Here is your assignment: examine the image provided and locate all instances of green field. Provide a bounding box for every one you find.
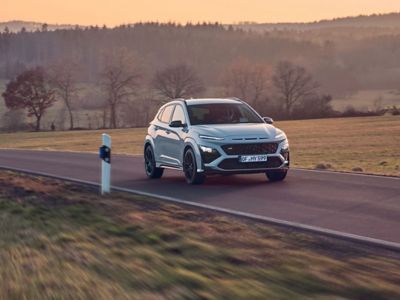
[1,170,400,299]
[0,115,399,176]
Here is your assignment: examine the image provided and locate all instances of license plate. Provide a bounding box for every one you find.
[239,155,268,163]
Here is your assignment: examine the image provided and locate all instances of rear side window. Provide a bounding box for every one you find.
[160,105,175,123]
[156,108,165,121]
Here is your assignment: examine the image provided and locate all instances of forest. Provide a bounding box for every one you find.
[1,15,400,130]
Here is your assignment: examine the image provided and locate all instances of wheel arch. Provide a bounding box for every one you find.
[183,138,203,172]
[144,135,155,152]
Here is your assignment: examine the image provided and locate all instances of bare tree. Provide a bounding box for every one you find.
[221,60,271,108]
[99,48,142,128]
[2,67,56,131]
[48,60,79,130]
[152,64,205,100]
[121,89,158,127]
[272,61,319,116]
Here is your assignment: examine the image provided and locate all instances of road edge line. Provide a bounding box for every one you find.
[1,165,400,252]
[0,149,398,179]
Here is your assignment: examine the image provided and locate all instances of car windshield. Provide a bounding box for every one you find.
[187,103,263,125]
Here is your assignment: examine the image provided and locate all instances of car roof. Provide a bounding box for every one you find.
[183,98,243,105]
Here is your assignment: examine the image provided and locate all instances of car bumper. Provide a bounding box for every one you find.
[197,139,290,174]
[201,150,290,174]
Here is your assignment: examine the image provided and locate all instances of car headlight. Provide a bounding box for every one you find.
[275,132,286,140]
[199,135,224,141]
[279,138,289,150]
[200,145,214,153]
[199,145,221,163]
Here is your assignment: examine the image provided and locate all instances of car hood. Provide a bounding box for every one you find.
[192,123,283,140]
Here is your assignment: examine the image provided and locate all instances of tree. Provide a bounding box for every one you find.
[99,48,142,128]
[292,94,334,119]
[41,23,48,32]
[272,61,319,116]
[221,60,271,108]
[152,64,205,100]
[3,109,26,131]
[2,67,56,131]
[48,61,79,129]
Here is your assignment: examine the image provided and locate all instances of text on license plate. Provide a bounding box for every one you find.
[239,155,268,163]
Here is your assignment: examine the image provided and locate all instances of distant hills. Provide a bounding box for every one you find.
[0,20,79,32]
[234,12,400,31]
[1,12,400,33]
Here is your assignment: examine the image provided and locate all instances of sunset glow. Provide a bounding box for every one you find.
[2,0,400,26]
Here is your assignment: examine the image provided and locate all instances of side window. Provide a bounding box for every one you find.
[171,105,186,124]
[160,105,174,123]
[156,108,165,122]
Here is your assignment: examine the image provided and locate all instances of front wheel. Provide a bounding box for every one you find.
[266,169,288,182]
[144,146,164,179]
[183,148,205,184]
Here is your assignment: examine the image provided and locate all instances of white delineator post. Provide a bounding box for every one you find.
[101,133,111,195]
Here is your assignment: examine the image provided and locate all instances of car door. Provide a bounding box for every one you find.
[154,104,175,164]
[164,104,187,167]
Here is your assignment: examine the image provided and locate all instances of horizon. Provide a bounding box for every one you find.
[2,11,400,28]
[2,0,400,27]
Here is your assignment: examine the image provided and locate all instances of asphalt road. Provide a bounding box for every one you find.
[0,149,399,245]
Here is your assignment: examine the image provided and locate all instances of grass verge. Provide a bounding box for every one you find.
[0,170,400,299]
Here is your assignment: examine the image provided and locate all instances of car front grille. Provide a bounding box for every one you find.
[218,157,283,170]
[221,143,279,155]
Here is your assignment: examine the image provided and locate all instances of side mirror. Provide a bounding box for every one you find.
[263,117,274,125]
[169,120,185,128]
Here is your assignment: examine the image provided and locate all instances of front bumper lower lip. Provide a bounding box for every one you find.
[202,153,289,174]
[203,165,289,175]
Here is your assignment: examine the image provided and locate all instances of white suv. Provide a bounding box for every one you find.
[144,98,290,184]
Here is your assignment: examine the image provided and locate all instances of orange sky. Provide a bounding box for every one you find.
[2,0,400,26]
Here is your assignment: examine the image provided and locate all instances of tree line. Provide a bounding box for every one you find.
[2,22,400,96]
[2,49,336,131]
[1,22,399,131]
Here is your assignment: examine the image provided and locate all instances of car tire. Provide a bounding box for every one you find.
[183,148,205,184]
[144,145,164,179]
[266,169,288,182]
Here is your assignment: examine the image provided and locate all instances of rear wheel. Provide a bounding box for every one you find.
[266,169,288,182]
[183,148,205,184]
[144,146,164,179]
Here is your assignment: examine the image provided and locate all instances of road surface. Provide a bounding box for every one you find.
[0,149,399,246]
